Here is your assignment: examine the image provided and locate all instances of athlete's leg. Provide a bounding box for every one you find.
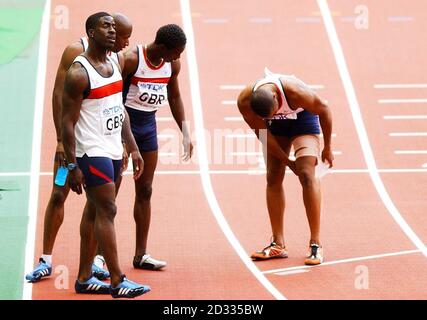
[293,135,322,244]
[133,150,158,257]
[296,154,323,265]
[97,160,124,260]
[92,165,123,261]
[81,182,122,286]
[77,199,98,281]
[296,155,321,244]
[296,156,321,246]
[76,156,123,286]
[265,136,291,247]
[42,161,70,255]
[265,152,287,246]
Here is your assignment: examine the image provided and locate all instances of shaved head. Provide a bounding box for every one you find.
[112,13,132,33]
[250,88,275,118]
[111,13,132,52]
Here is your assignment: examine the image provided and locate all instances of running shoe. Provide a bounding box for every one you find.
[25,258,52,282]
[110,274,151,298]
[304,243,324,265]
[133,254,166,270]
[91,263,110,280]
[75,276,110,294]
[251,242,288,260]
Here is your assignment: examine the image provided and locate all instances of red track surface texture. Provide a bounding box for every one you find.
[31,0,427,300]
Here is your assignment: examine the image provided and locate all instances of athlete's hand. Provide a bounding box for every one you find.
[131,150,144,180]
[182,136,193,162]
[54,141,67,167]
[321,147,334,168]
[121,143,129,172]
[68,168,85,195]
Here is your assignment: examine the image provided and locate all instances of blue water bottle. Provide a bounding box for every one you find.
[54,166,69,186]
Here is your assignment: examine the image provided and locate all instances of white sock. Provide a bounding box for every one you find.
[94,255,105,268]
[41,254,52,265]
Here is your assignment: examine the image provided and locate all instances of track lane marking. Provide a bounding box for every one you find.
[395,150,427,155]
[23,0,51,300]
[384,115,427,120]
[318,0,427,258]
[262,248,422,275]
[374,84,427,89]
[389,132,427,137]
[379,99,427,104]
[3,168,427,177]
[180,0,286,300]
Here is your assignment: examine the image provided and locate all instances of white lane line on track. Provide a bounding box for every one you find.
[374,84,427,89]
[379,99,427,104]
[221,100,236,105]
[389,132,427,137]
[262,249,421,275]
[384,115,427,120]
[180,0,286,300]
[395,150,427,155]
[4,168,427,177]
[224,116,244,121]
[275,269,310,276]
[23,0,51,301]
[318,0,427,258]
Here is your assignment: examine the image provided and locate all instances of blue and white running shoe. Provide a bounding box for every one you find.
[75,276,110,294]
[91,263,110,280]
[25,258,52,283]
[110,274,151,298]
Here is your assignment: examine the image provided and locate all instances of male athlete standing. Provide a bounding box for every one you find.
[122,24,193,270]
[62,12,149,298]
[237,68,333,265]
[26,13,132,282]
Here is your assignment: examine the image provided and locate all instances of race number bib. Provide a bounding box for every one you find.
[135,81,169,110]
[101,105,124,136]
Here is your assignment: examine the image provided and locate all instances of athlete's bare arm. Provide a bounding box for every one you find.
[119,46,144,177]
[116,51,124,70]
[52,41,84,166]
[282,79,334,167]
[121,46,138,81]
[109,51,131,172]
[121,106,144,180]
[168,60,193,161]
[61,63,88,194]
[237,86,296,171]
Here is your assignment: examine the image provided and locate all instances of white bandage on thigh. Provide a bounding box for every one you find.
[292,134,320,159]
